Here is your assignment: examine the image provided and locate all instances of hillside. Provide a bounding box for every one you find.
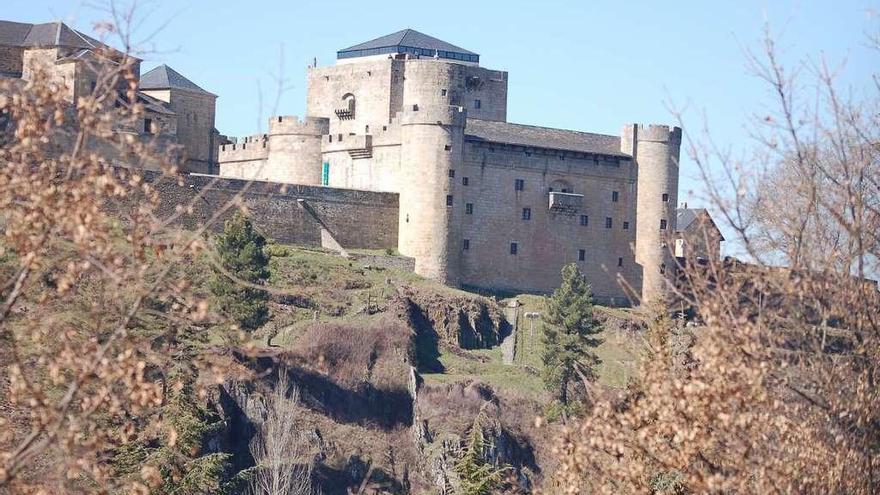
[0,241,647,493]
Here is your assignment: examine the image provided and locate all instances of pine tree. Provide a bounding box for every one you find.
[541,263,602,408]
[111,372,237,494]
[453,410,509,495]
[209,212,271,331]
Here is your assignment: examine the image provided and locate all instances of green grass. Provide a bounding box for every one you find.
[248,243,645,395]
[422,293,644,398]
[425,346,548,399]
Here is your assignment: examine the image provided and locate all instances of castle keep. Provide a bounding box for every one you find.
[219,29,685,305]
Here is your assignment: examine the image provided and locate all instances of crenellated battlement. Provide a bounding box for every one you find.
[631,124,682,144]
[268,115,330,136]
[218,137,269,162]
[399,104,467,127]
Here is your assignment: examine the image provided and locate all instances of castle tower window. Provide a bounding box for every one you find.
[445,144,452,151]
[441,89,447,96]
[623,221,629,230]
[510,242,518,255]
[578,249,585,261]
[605,217,613,229]
[662,193,669,202]
[144,118,153,134]
[463,239,470,250]
[515,179,524,191]
[336,93,356,120]
[448,169,455,178]
[612,191,619,202]
[462,177,469,186]
[660,219,668,230]
[522,208,531,220]
[474,99,481,109]
[466,203,474,215]
[618,257,623,267]
[446,195,454,207]
[580,215,588,226]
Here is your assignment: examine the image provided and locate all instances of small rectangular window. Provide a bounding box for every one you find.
[623,221,629,230]
[612,191,619,202]
[474,99,482,109]
[578,249,585,261]
[144,118,153,134]
[580,215,588,226]
[444,144,452,151]
[462,177,469,186]
[510,242,518,255]
[660,219,667,230]
[466,203,474,215]
[448,169,455,178]
[446,195,453,207]
[463,239,470,250]
[662,193,669,202]
[441,89,447,96]
[618,257,623,267]
[515,179,524,191]
[605,217,613,229]
[522,208,531,220]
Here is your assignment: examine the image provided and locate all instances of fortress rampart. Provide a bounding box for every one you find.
[127,170,399,249]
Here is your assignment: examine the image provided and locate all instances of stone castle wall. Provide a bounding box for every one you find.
[307,59,404,135]
[401,59,507,122]
[454,141,640,304]
[140,171,399,249]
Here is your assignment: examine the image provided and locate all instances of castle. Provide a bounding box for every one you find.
[218,29,693,305]
[1,21,719,305]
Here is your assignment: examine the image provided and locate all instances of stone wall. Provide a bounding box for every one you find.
[0,45,23,77]
[306,59,403,135]
[453,141,640,305]
[401,59,507,122]
[170,90,217,173]
[139,171,399,250]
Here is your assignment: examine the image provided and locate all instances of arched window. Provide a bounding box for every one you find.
[336,93,356,120]
[548,179,573,194]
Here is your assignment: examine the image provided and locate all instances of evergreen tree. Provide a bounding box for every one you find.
[209,212,271,330]
[540,263,602,408]
[453,411,509,495]
[112,373,238,494]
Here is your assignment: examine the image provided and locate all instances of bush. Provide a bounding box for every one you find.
[264,244,291,257]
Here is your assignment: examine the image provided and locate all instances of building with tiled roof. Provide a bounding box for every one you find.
[217,29,690,305]
[0,19,220,173]
[675,206,724,262]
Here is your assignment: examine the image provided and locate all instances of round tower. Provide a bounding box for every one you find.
[266,115,329,185]
[398,104,466,285]
[624,124,682,305]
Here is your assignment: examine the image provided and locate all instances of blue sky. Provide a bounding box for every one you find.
[5,0,879,248]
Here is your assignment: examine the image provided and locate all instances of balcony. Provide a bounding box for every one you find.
[548,191,583,213]
[324,134,373,159]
